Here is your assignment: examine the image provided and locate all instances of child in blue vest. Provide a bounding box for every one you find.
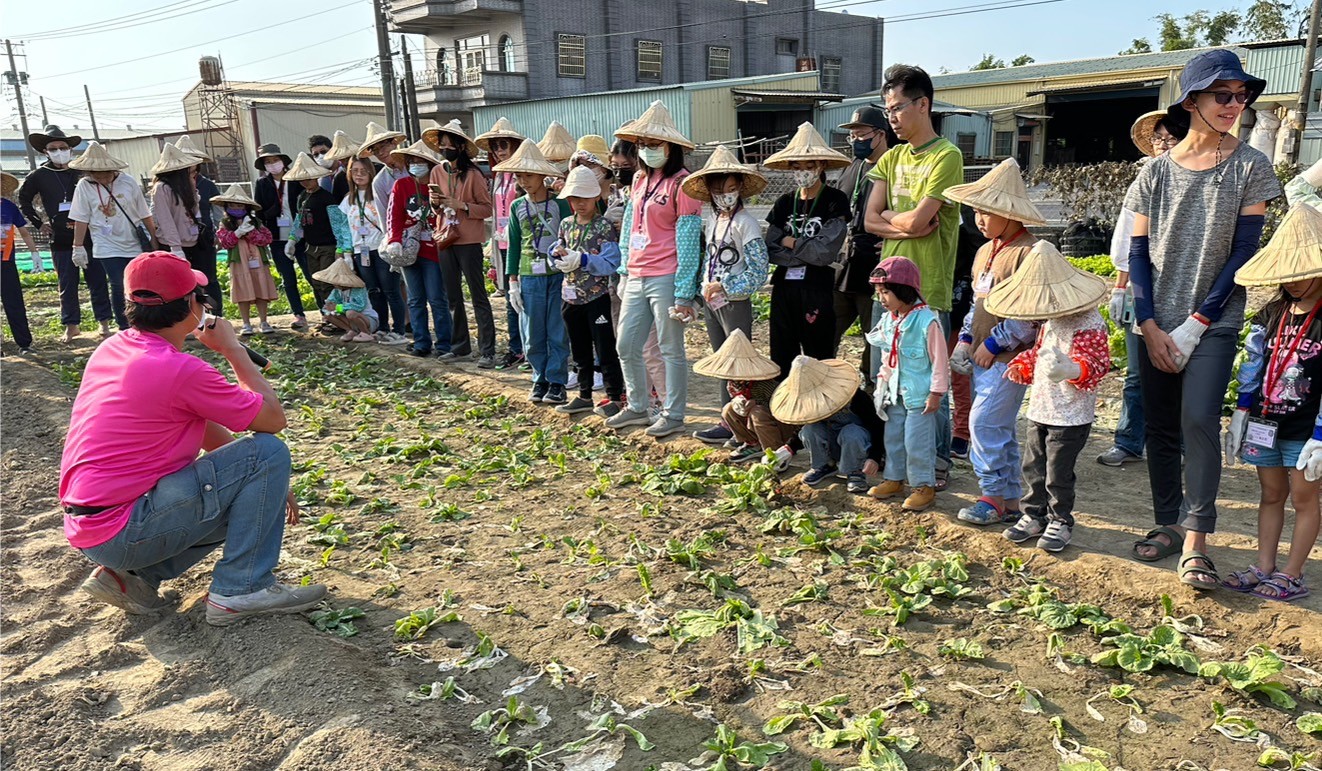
[864,256,948,512]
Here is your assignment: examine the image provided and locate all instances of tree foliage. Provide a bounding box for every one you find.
[970,53,1035,70]
[1121,2,1305,54]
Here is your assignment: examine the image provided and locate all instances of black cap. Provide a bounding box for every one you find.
[839,106,887,131]
[28,125,83,154]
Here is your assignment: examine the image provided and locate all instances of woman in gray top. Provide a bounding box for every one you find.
[1124,49,1281,588]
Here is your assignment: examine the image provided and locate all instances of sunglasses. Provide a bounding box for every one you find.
[1199,90,1250,105]
[490,139,516,151]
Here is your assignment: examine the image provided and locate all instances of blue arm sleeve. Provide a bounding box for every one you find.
[984,318,1039,355]
[1197,214,1265,323]
[958,306,975,343]
[673,214,703,305]
[722,238,769,300]
[1129,235,1154,324]
[617,200,634,276]
[1235,322,1267,410]
[328,205,352,252]
[583,241,621,276]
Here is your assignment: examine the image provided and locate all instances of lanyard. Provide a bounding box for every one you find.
[634,171,669,233]
[566,218,593,251]
[851,167,870,207]
[983,226,1025,276]
[527,197,556,249]
[94,182,116,218]
[412,178,433,221]
[790,189,822,237]
[1263,300,1322,404]
[707,212,740,281]
[886,303,928,369]
[355,193,379,231]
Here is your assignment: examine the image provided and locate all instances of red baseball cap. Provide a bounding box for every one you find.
[870,256,923,295]
[125,251,208,306]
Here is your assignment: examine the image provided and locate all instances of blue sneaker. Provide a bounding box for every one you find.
[957,498,1010,525]
[801,465,838,488]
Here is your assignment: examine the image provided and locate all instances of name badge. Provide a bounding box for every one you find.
[786,266,807,281]
[532,259,548,275]
[59,201,72,212]
[247,257,262,269]
[277,215,292,228]
[92,222,113,238]
[629,232,649,252]
[360,247,371,266]
[974,271,994,296]
[1245,417,1278,450]
[561,280,578,302]
[707,290,729,311]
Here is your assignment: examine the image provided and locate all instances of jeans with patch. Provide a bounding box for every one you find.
[883,403,937,488]
[79,434,291,597]
[801,411,871,475]
[970,360,1027,500]
[522,273,569,387]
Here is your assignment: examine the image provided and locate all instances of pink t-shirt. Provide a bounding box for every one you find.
[59,330,264,548]
[627,169,701,277]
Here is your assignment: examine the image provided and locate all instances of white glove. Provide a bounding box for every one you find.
[729,394,752,418]
[1042,350,1082,383]
[169,247,186,258]
[1223,409,1248,465]
[554,250,582,273]
[603,206,625,228]
[1297,438,1322,482]
[235,221,255,238]
[72,245,90,269]
[1303,157,1322,189]
[616,274,629,299]
[284,240,297,259]
[1169,316,1209,372]
[30,250,45,272]
[950,342,974,376]
[509,282,524,315]
[383,241,402,262]
[341,253,355,267]
[1108,288,1126,325]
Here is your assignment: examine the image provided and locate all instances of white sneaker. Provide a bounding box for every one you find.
[205,582,327,627]
[1002,513,1045,544]
[592,372,604,391]
[239,324,254,336]
[566,371,580,389]
[1037,521,1072,553]
[772,445,794,473]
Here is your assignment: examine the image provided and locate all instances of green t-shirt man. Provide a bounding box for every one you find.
[866,137,964,311]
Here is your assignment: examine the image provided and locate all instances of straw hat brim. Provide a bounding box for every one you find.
[390,142,444,167]
[68,145,128,172]
[325,135,362,162]
[1130,111,1166,158]
[475,132,524,152]
[944,183,1046,226]
[1,172,18,198]
[984,255,1110,320]
[614,107,695,150]
[494,150,564,178]
[312,262,365,288]
[211,184,259,208]
[763,149,851,171]
[692,332,780,381]
[422,126,479,158]
[358,135,406,158]
[283,152,333,181]
[176,139,213,162]
[1235,205,1322,286]
[150,146,204,176]
[681,164,769,202]
[769,358,860,425]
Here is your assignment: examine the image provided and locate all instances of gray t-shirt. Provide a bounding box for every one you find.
[1123,142,1280,332]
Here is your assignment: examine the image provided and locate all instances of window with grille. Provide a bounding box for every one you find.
[708,46,731,80]
[557,33,585,78]
[994,131,1015,158]
[637,40,663,81]
[956,133,977,159]
[821,57,841,93]
[775,38,798,56]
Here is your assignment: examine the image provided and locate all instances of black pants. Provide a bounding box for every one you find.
[769,280,837,378]
[1021,421,1091,528]
[185,242,222,310]
[52,249,112,325]
[355,252,406,334]
[273,240,314,317]
[833,289,873,381]
[99,256,134,330]
[440,242,495,357]
[563,294,624,401]
[1,258,33,349]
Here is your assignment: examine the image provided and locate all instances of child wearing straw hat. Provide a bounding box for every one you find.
[864,256,948,512]
[1,171,38,353]
[476,116,528,370]
[285,152,353,322]
[1221,204,1322,601]
[314,259,379,342]
[694,330,795,468]
[681,145,771,442]
[771,355,886,493]
[984,240,1111,553]
[944,158,1045,526]
[214,184,278,335]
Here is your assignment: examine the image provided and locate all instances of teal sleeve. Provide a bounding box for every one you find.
[673,213,702,305]
[505,208,522,277]
[617,200,634,276]
[722,237,769,300]
[328,205,352,252]
[345,288,370,313]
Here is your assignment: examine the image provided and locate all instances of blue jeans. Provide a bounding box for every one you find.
[403,258,452,353]
[98,256,134,330]
[1113,326,1146,456]
[522,274,569,386]
[970,361,1027,500]
[507,305,524,355]
[80,434,291,597]
[801,411,871,475]
[355,252,406,335]
[883,403,937,487]
[617,274,688,420]
[874,302,952,467]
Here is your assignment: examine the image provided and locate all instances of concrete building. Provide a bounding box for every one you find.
[392,0,883,127]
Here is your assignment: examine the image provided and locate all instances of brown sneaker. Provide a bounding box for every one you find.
[902,486,936,512]
[868,479,905,499]
[81,566,176,614]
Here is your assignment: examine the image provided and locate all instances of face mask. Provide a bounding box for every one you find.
[265,161,284,175]
[792,170,819,188]
[592,168,607,181]
[314,153,333,169]
[226,207,248,218]
[852,137,875,160]
[48,149,72,164]
[408,163,430,177]
[440,148,460,162]
[712,192,740,211]
[638,147,667,169]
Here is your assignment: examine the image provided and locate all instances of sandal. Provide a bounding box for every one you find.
[1252,572,1310,603]
[1222,564,1274,593]
[1178,551,1219,591]
[1132,526,1183,562]
[934,466,950,492]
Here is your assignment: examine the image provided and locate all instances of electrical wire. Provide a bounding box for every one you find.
[18,0,245,42]
[12,0,212,39]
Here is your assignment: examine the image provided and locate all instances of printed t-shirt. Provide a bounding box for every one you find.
[69,173,152,259]
[1249,310,1322,442]
[1,199,26,259]
[627,169,701,277]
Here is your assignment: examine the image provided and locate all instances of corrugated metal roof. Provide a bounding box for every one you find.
[730,89,844,102]
[486,70,820,109]
[931,47,1234,89]
[1027,78,1164,96]
[243,97,385,108]
[222,81,382,97]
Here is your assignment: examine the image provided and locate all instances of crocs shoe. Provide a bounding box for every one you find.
[957,498,1007,525]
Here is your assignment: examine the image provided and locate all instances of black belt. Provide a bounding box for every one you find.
[64,504,109,517]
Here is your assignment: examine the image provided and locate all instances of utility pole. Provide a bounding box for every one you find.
[5,39,36,170]
[1290,0,1321,165]
[397,78,412,137]
[401,42,421,138]
[373,0,398,131]
[39,95,48,124]
[84,85,101,143]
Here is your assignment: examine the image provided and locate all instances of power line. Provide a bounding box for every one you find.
[11,0,209,39]
[19,0,244,42]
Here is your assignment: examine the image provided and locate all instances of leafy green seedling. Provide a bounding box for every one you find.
[1210,701,1265,744]
[471,695,546,746]
[809,708,919,767]
[939,638,986,661]
[1256,747,1322,770]
[783,581,829,607]
[394,607,460,641]
[308,605,365,637]
[1091,625,1201,675]
[411,676,474,703]
[1298,713,1322,736]
[761,694,849,736]
[560,713,656,753]
[1085,684,1147,734]
[702,724,788,770]
[1199,646,1298,709]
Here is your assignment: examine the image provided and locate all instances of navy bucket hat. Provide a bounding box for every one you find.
[1166,49,1267,122]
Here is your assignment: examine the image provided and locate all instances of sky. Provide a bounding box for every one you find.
[0,0,1270,133]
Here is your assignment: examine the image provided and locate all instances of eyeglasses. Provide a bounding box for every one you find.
[1199,90,1250,105]
[635,138,666,149]
[848,129,878,141]
[490,139,515,151]
[1151,133,1179,148]
[882,99,919,118]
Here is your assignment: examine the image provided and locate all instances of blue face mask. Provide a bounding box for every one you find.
[852,137,875,160]
[226,207,248,218]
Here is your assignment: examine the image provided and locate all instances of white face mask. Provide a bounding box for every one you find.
[712,192,740,211]
[47,149,72,164]
[314,153,333,169]
[265,161,284,175]
[638,147,667,169]
[792,170,818,189]
[408,163,430,178]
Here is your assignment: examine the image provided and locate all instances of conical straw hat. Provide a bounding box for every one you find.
[574,134,611,162]
[763,122,850,171]
[69,141,127,172]
[614,100,694,150]
[493,139,564,178]
[1130,111,1168,158]
[943,157,1045,226]
[324,130,361,162]
[312,258,365,288]
[985,239,1109,320]
[770,355,860,425]
[389,140,444,167]
[1235,204,1322,286]
[283,151,333,181]
[1,172,18,198]
[211,183,259,208]
[537,122,576,163]
[175,134,212,162]
[358,121,407,157]
[693,329,780,381]
[423,119,478,157]
[149,142,203,176]
[682,145,768,202]
[475,116,525,151]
